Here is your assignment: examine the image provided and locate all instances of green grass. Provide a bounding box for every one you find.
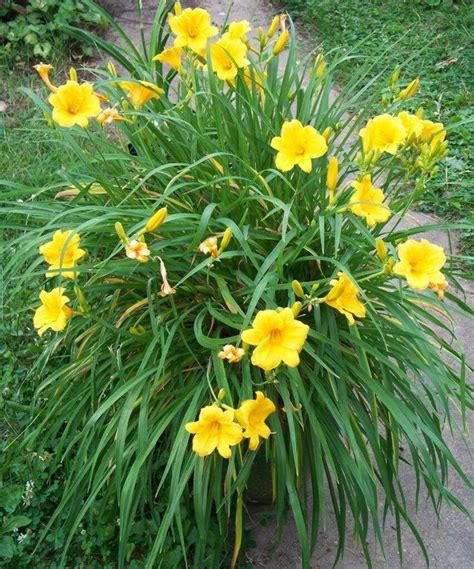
[283,0,473,252]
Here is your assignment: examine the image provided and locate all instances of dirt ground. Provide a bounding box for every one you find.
[96,2,473,567]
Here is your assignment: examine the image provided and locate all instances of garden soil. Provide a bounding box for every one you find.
[97,1,473,567]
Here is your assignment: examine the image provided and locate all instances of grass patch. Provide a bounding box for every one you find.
[283,0,473,252]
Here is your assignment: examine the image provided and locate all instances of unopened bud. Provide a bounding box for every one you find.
[115,222,128,244]
[375,238,387,261]
[314,53,325,77]
[74,285,90,314]
[174,1,182,15]
[291,301,302,317]
[397,77,420,100]
[416,106,424,119]
[69,67,78,82]
[218,388,226,401]
[219,227,233,253]
[291,280,305,298]
[107,61,117,77]
[267,15,279,38]
[273,30,289,55]
[145,207,168,232]
[389,65,400,87]
[326,156,338,193]
[322,126,332,141]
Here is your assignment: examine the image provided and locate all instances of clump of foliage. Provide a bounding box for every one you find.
[0,0,105,59]
[283,0,473,252]
[1,2,472,567]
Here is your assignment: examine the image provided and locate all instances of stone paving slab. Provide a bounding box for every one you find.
[96,1,473,566]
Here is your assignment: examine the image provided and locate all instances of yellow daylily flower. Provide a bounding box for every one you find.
[185,404,243,458]
[322,273,366,325]
[224,20,251,41]
[398,111,423,139]
[218,344,245,363]
[270,119,328,173]
[419,119,446,149]
[349,174,391,227]
[48,80,101,128]
[241,307,309,372]
[119,81,164,109]
[235,391,276,450]
[39,229,86,279]
[125,239,150,263]
[33,287,73,337]
[210,37,250,82]
[199,236,219,258]
[169,8,218,53]
[152,47,183,70]
[359,113,407,155]
[393,239,446,290]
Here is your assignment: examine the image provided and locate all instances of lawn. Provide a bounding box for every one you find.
[284,0,473,252]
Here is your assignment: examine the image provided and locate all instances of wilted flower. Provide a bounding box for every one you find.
[199,236,219,258]
[33,62,57,92]
[218,344,245,363]
[185,405,243,458]
[349,174,391,227]
[39,229,86,279]
[126,239,150,263]
[235,391,276,450]
[210,37,250,82]
[169,8,218,53]
[393,239,446,290]
[429,280,448,300]
[152,47,183,70]
[158,256,176,297]
[241,307,309,371]
[322,273,366,325]
[48,81,101,128]
[33,288,73,337]
[120,81,164,109]
[359,113,407,155]
[97,107,125,126]
[270,119,328,173]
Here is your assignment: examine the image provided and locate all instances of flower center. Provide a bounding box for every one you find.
[269,328,282,343]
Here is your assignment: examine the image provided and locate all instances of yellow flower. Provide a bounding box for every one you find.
[199,236,219,258]
[126,239,150,263]
[241,307,309,371]
[359,113,407,155]
[270,119,328,173]
[33,288,73,337]
[152,47,183,70]
[398,77,420,100]
[235,391,276,450]
[120,81,164,109]
[39,229,86,279]
[224,20,251,41]
[349,174,391,227]
[322,273,366,325]
[210,37,250,82]
[33,62,57,92]
[393,239,446,290]
[218,344,245,363]
[185,404,243,458]
[398,111,423,139]
[273,30,289,55]
[96,107,125,126]
[48,80,101,128]
[419,119,446,149]
[169,8,218,53]
[145,207,168,232]
[326,156,339,193]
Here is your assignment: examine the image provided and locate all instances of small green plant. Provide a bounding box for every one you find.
[0,0,105,60]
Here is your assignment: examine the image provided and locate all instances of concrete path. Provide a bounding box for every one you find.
[97,1,473,567]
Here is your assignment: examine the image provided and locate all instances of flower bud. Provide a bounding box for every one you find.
[107,61,117,77]
[145,207,168,232]
[389,65,400,87]
[314,53,325,77]
[416,106,424,119]
[322,126,332,141]
[267,15,280,38]
[174,1,182,15]
[375,238,387,261]
[74,285,90,314]
[219,227,233,253]
[398,78,420,100]
[291,301,302,317]
[273,30,289,55]
[291,280,305,298]
[218,388,226,401]
[69,67,78,82]
[326,156,338,193]
[115,222,128,244]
